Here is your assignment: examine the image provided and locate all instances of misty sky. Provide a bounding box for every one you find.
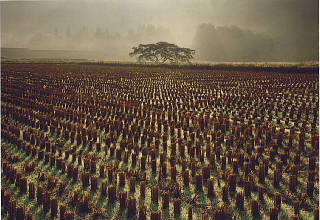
[1,0,318,61]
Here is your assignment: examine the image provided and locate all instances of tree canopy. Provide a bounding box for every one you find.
[129,42,195,63]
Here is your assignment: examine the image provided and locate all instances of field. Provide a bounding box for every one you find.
[1,62,319,219]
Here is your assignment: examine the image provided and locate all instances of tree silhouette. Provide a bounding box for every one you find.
[129,42,195,63]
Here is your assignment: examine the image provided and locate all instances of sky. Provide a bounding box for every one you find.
[1,0,318,61]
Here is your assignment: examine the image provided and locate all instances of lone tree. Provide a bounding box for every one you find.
[129,42,195,63]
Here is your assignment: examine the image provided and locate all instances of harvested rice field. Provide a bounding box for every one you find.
[1,62,319,219]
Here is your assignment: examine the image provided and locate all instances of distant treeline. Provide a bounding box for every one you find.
[192,24,318,62]
[3,23,318,62]
[193,24,274,62]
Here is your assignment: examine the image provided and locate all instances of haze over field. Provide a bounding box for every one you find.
[1,0,318,61]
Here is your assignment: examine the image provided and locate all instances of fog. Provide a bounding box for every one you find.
[1,0,318,61]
